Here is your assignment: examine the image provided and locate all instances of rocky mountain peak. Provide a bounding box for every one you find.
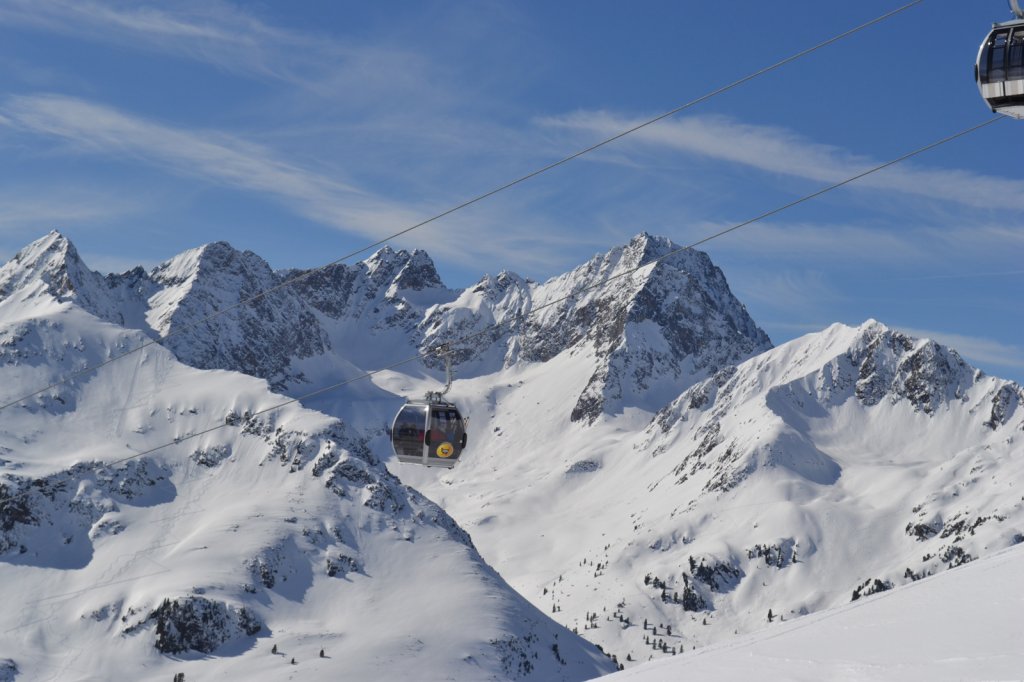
[149,240,269,290]
[391,249,444,292]
[0,230,84,300]
[0,230,129,325]
[469,270,531,303]
[361,246,446,298]
[846,321,978,415]
[415,233,771,422]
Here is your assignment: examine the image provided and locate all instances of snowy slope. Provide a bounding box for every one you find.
[595,543,1024,681]
[4,230,1021,677]
[0,280,615,679]
[408,321,1024,669]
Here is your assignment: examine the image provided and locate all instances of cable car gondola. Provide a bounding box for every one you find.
[976,0,1024,118]
[390,346,467,468]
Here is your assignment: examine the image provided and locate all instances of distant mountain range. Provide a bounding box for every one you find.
[1,229,1021,678]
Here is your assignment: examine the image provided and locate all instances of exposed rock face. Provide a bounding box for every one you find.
[850,325,976,414]
[283,245,452,338]
[0,459,173,569]
[420,233,771,422]
[144,242,330,389]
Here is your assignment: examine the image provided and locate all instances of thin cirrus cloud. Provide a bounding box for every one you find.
[0,93,578,273]
[538,111,1024,212]
[0,0,321,81]
[684,218,1024,270]
[0,0,438,100]
[0,187,142,233]
[0,93,423,238]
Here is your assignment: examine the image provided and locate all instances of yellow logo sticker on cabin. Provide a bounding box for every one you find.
[436,442,454,458]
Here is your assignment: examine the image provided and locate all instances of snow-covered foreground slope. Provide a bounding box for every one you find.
[596,543,1024,681]
[407,321,1024,668]
[0,297,615,679]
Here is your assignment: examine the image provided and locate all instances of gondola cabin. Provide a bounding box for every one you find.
[977,3,1024,118]
[391,399,467,468]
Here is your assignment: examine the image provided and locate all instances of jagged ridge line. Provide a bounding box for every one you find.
[0,114,999,510]
[0,0,925,413]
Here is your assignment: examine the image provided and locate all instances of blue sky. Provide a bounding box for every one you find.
[0,1,1021,383]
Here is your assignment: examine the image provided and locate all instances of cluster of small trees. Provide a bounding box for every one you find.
[645,571,707,611]
[642,633,677,655]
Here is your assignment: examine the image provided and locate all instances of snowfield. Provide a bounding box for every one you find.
[1,230,1021,680]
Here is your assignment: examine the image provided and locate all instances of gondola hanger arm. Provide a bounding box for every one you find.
[425,343,453,402]
[1012,0,1024,20]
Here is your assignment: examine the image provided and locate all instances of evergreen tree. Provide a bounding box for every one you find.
[271,644,278,654]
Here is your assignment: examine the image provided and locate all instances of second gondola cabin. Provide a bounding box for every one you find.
[391,399,467,468]
[977,1,1024,118]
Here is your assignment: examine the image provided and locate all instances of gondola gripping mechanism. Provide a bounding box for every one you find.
[425,343,454,403]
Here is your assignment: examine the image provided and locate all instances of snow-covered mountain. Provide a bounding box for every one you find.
[2,231,769,427]
[0,239,616,680]
[419,234,771,422]
[411,319,1024,668]
[3,229,1021,677]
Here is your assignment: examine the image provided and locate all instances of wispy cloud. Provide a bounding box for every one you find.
[538,112,1022,211]
[682,218,1024,272]
[0,185,142,232]
[899,326,1024,372]
[0,0,327,83]
[0,93,430,236]
[0,93,590,275]
[0,0,447,110]
[688,220,928,265]
[730,268,845,317]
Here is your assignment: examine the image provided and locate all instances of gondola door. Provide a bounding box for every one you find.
[392,403,428,465]
[424,404,466,468]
